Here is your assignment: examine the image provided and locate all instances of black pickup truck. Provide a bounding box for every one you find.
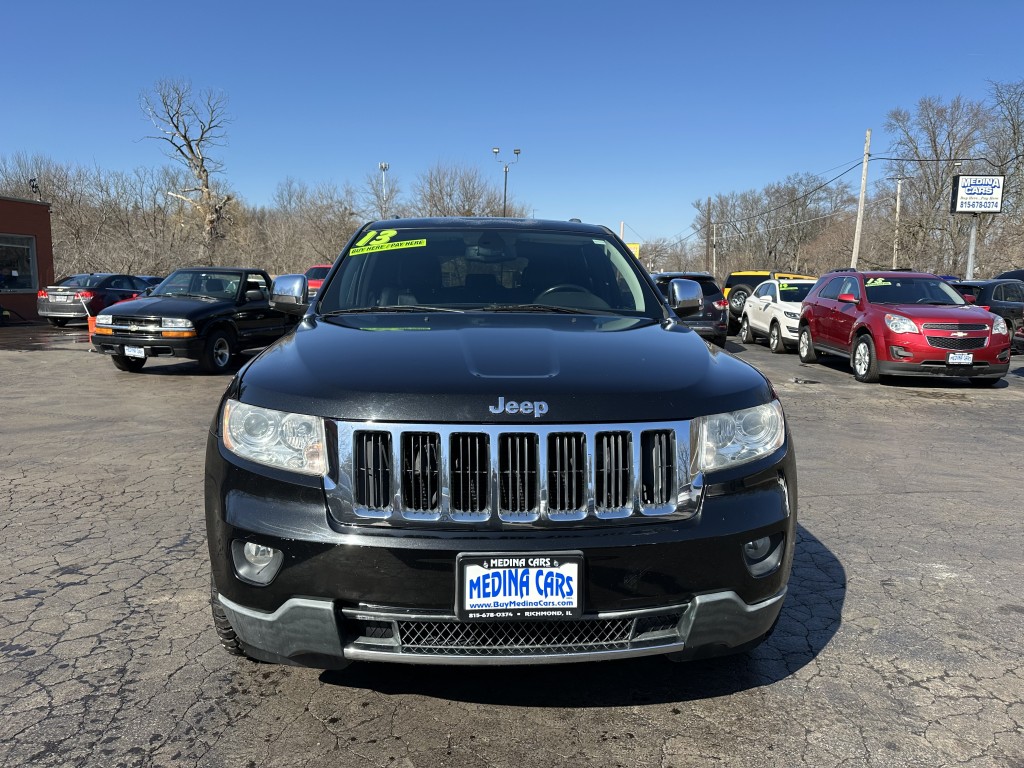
[205,218,798,670]
[92,267,298,373]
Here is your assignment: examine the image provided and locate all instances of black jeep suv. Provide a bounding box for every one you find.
[92,267,298,373]
[205,218,798,669]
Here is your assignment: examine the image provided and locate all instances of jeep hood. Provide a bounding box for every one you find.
[232,314,774,423]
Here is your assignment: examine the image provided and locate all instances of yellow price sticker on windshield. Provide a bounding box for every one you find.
[350,229,427,255]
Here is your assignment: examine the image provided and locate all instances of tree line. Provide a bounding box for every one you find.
[2,78,1022,282]
[658,79,1024,281]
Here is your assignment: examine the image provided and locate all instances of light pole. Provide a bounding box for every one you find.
[492,147,521,216]
[379,162,389,219]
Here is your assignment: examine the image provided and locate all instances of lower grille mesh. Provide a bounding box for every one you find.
[396,613,682,655]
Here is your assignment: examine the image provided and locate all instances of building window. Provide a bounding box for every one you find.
[0,234,36,291]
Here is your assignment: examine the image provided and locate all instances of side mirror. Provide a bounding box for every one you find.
[270,274,309,315]
[667,278,703,317]
[837,292,858,303]
[244,290,264,303]
[962,294,977,304]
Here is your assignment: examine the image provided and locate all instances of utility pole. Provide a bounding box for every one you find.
[892,176,902,269]
[712,222,717,278]
[704,197,712,272]
[850,129,871,269]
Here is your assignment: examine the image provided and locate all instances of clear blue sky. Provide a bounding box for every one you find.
[3,0,1020,244]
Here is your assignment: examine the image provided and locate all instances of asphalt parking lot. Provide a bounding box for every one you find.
[2,323,1023,768]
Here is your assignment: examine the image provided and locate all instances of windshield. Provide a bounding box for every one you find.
[318,227,658,316]
[777,282,814,302]
[152,270,241,299]
[864,276,966,305]
[305,266,331,280]
[60,274,107,288]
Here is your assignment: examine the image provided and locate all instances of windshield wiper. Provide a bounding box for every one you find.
[153,292,213,300]
[482,303,604,315]
[320,305,465,316]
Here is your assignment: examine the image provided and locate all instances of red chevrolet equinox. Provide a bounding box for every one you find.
[798,269,1011,385]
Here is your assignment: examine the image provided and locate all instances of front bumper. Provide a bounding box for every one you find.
[218,586,786,667]
[206,431,798,668]
[877,357,1010,379]
[92,332,204,360]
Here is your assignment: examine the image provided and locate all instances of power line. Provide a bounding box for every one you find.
[668,156,867,245]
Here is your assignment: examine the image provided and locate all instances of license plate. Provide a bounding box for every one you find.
[124,345,145,359]
[947,352,973,365]
[52,294,71,302]
[457,552,583,621]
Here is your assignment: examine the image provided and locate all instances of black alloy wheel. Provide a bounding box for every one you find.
[200,329,236,374]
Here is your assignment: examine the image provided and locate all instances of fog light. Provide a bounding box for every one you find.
[231,540,284,585]
[244,542,276,567]
[742,533,784,577]
[889,345,914,360]
[744,537,772,559]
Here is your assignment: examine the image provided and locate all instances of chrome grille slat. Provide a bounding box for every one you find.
[329,421,699,527]
[922,323,987,331]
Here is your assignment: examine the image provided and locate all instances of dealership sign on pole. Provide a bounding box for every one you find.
[949,175,1004,213]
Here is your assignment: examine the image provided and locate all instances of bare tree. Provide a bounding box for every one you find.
[411,163,525,217]
[884,95,988,274]
[141,79,233,265]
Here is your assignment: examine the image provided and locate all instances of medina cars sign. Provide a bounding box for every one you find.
[950,175,1005,213]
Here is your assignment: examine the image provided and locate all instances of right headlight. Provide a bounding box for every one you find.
[694,400,785,472]
[222,400,327,476]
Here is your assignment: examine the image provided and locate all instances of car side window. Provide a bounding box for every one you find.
[817,276,845,300]
[839,277,861,300]
[1003,282,1024,303]
[753,283,771,299]
[244,274,269,298]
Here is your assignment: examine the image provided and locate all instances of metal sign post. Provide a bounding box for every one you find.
[950,175,1004,279]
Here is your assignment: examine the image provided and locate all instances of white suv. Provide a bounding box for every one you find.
[739,278,817,353]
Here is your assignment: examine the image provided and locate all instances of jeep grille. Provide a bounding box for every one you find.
[331,421,699,527]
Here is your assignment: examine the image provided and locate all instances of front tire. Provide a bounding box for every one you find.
[199,329,235,374]
[798,327,817,363]
[852,335,880,383]
[211,577,249,658]
[739,316,755,344]
[768,322,787,354]
[111,354,146,372]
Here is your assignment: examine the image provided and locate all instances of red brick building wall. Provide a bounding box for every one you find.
[0,196,54,321]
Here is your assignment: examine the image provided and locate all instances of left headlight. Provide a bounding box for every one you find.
[694,400,786,472]
[992,316,1008,335]
[884,313,919,334]
[162,317,194,329]
[222,400,327,476]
